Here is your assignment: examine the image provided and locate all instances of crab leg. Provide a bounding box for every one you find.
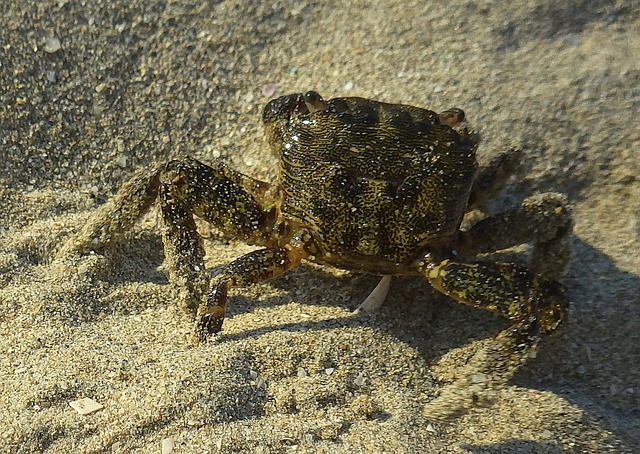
[352,275,392,314]
[57,163,164,257]
[458,192,573,277]
[420,258,568,419]
[423,259,568,337]
[198,244,309,337]
[157,157,283,315]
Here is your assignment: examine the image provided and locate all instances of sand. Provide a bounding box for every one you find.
[1,0,639,452]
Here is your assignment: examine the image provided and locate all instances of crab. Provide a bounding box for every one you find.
[61,91,572,358]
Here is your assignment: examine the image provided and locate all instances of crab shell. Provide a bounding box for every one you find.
[262,91,477,273]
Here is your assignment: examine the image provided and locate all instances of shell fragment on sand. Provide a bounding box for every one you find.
[69,397,104,415]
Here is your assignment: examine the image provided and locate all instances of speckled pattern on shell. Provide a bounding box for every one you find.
[265,93,477,267]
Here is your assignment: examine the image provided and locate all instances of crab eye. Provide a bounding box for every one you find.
[438,108,465,127]
[303,91,327,114]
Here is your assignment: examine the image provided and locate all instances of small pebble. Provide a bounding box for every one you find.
[262,83,277,97]
[470,373,488,384]
[353,373,366,387]
[161,438,175,454]
[255,377,267,389]
[44,36,61,53]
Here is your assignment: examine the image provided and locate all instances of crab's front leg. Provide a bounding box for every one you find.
[159,157,276,313]
[198,243,309,338]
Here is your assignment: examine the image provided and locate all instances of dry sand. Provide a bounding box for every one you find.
[1,0,639,452]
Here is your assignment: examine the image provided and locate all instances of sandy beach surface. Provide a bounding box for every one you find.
[1,1,639,452]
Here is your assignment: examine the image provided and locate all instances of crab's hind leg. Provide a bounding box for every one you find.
[420,259,568,419]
